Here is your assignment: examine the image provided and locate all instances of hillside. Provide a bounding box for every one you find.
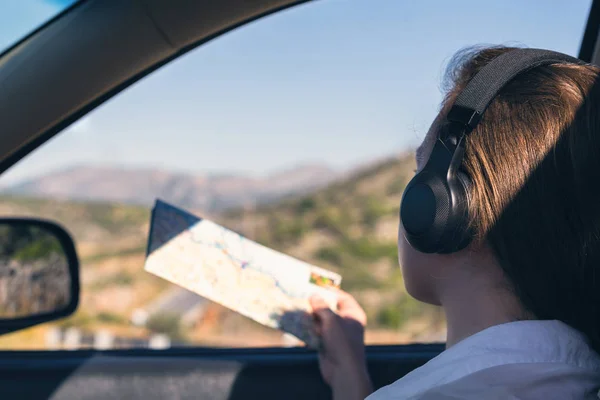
[219,152,443,337]
[0,152,445,349]
[4,163,341,213]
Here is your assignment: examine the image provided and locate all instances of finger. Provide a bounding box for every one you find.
[309,294,329,311]
[313,320,322,337]
[336,290,361,311]
[335,290,367,326]
[310,295,337,328]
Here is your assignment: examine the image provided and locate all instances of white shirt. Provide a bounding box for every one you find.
[366,320,600,400]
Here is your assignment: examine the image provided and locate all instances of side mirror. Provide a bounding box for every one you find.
[0,218,79,335]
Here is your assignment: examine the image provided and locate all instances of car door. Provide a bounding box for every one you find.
[0,1,598,399]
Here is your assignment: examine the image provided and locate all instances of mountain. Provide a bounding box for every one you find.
[0,151,446,348]
[217,151,445,337]
[5,163,341,213]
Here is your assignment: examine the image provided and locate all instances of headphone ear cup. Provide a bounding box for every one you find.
[445,171,472,252]
[457,171,471,195]
[400,171,452,254]
[400,143,474,254]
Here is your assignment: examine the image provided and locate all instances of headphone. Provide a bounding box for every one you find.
[399,48,586,254]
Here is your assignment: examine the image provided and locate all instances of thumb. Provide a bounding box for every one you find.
[310,295,336,327]
[309,294,329,311]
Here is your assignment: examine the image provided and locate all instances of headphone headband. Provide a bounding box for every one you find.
[448,49,586,134]
[400,48,586,254]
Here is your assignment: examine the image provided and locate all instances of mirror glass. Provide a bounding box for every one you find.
[0,222,71,319]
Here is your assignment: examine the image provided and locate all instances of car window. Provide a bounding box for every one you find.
[0,0,592,350]
[0,0,78,53]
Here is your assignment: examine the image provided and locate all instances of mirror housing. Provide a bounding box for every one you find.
[0,218,79,335]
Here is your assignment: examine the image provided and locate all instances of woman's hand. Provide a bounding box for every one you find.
[310,290,373,400]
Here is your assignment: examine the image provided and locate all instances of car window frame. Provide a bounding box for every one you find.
[0,0,598,352]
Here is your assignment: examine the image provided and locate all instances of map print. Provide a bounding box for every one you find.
[144,200,342,348]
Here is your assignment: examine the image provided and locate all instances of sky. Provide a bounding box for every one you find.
[0,0,593,185]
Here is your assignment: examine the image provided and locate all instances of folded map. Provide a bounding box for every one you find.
[144,199,341,348]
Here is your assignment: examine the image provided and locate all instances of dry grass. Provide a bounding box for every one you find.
[0,153,450,350]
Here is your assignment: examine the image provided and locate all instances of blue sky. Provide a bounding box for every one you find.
[0,0,593,185]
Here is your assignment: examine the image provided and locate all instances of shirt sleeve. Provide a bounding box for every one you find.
[416,385,522,400]
[415,362,600,400]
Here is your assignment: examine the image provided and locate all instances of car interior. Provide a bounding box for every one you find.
[1,0,599,399]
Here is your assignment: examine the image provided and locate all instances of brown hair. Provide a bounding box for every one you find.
[441,46,600,352]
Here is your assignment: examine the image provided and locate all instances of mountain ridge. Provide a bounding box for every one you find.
[0,150,446,348]
[4,163,342,213]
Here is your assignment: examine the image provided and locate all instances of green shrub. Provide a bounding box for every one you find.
[13,238,62,262]
[351,158,399,182]
[315,247,343,265]
[56,311,94,328]
[340,266,382,290]
[295,197,317,214]
[87,203,149,234]
[386,175,410,195]
[374,293,434,329]
[270,219,308,246]
[145,312,187,342]
[396,293,426,319]
[288,222,308,240]
[83,246,146,263]
[376,304,404,329]
[90,271,134,290]
[0,225,63,262]
[96,312,126,324]
[315,238,397,267]
[312,207,352,237]
[346,238,397,262]
[376,295,427,329]
[361,196,389,229]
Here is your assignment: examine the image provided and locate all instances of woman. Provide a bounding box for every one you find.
[310,46,600,399]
